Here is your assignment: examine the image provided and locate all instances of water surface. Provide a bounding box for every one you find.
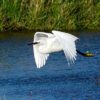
[0,31,100,100]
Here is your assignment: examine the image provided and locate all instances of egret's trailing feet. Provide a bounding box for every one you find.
[76,50,94,57]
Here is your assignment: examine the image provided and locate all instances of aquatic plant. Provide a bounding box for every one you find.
[0,0,100,31]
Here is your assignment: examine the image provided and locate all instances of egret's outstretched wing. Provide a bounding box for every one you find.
[52,30,78,64]
[33,45,49,68]
[33,32,50,68]
[34,32,53,41]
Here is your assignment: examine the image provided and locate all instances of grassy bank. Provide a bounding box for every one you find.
[0,0,100,31]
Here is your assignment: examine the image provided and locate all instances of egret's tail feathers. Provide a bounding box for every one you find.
[76,50,94,57]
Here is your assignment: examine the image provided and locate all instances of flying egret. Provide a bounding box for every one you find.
[28,30,94,68]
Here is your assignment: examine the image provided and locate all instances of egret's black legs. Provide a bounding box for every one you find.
[76,50,94,57]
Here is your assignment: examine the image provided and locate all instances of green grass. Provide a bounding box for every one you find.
[0,0,100,31]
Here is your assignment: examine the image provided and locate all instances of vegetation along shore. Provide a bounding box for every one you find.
[0,0,100,31]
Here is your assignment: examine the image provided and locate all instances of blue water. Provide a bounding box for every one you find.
[0,32,100,100]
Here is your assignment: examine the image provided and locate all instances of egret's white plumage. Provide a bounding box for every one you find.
[33,30,78,68]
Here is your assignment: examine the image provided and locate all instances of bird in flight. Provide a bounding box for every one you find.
[28,30,94,68]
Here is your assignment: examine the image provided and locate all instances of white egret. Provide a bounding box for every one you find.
[28,30,94,68]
